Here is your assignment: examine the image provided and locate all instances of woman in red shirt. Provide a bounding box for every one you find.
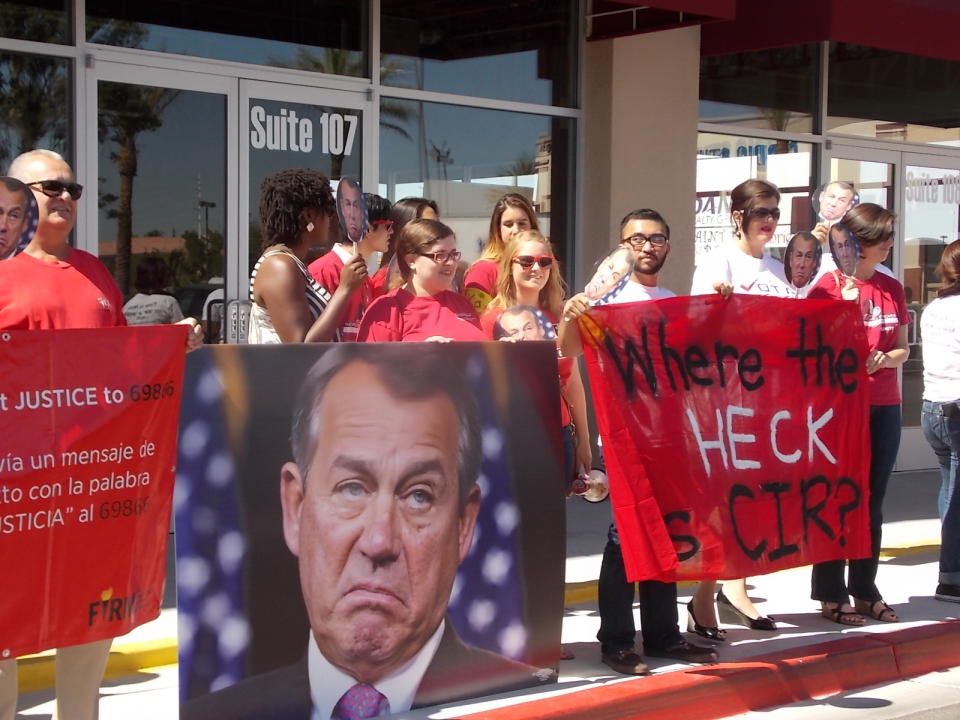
[358,219,484,342]
[807,203,909,626]
[464,193,539,314]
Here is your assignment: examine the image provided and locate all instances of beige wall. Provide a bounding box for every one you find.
[579,26,700,295]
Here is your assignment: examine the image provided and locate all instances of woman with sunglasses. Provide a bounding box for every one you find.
[249,169,366,344]
[464,193,540,314]
[358,218,484,342]
[370,196,439,297]
[483,230,592,484]
[806,204,909,625]
[689,179,788,639]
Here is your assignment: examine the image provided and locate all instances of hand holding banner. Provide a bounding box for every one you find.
[0,326,184,657]
[581,295,872,583]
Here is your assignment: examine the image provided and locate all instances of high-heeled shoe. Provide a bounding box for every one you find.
[686,600,726,642]
[716,589,777,631]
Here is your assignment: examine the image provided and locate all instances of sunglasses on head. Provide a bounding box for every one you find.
[372,219,394,230]
[512,255,554,269]
[27,180,83,200]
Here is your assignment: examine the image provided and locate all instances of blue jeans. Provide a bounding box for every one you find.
[812,404,901,604]
[922,399,960,584]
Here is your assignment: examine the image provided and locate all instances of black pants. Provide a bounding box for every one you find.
[811,404,901,604]
[596,531,682,653]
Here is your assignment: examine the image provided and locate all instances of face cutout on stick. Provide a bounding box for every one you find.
[0,177,38,260]
[784,232,822,289]
[584,247,635,305]
[494,305,556,341]
[829,223,861,277]
[812,181,858,226]
[336,177,367,244]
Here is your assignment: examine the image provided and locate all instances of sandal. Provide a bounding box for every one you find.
[854,599,899,623]
[820,602,866,626]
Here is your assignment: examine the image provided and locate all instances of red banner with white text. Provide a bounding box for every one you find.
[582,295,872,583]
[0,327,184,657]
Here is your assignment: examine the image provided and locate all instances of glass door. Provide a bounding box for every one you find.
[829,144,960,471]
[238,80,373,318]
[87,62,237,342]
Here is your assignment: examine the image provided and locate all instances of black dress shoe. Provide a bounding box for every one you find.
[717,588,777,631]
[645,639,718,664]
[601,649,650,675]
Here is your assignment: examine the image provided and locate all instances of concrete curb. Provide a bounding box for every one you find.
[17,639,177,694]
[464,621,960,720]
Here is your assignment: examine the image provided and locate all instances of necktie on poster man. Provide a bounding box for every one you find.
[581,294,872,583]
[0,326,184,657]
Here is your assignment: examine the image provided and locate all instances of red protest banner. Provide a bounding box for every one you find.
[581,294,872,583]
[0,326,184,657]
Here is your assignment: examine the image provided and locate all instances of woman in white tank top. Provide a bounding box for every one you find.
[249,169,367,343]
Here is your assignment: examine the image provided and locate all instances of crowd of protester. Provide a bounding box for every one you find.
[2,153,959,716]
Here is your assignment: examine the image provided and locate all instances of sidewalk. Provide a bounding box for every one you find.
[16,470,960,719]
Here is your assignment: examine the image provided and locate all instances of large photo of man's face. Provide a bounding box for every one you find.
[176,343,563,719]
[336,177,366,244]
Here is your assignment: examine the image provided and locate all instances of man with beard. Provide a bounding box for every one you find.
[559,209,718,675]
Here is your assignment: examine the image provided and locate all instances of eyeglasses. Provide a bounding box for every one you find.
[420,250,461,264]
[372,220,394,231]
[746,207,781,222]
[512,255,555,269]
[26,180,83,200]
[623,233,668,248]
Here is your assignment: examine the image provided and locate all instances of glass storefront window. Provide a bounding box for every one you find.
[699,45,818,133]
[380,0,578,108]
[379,99,575,275]
[902,164,960,427]
[0,1,70,45]
[695,132,814,263]
[97,81,226,336]
[86,1,366,76]
[0,52,71,171]
[828,43,960,148]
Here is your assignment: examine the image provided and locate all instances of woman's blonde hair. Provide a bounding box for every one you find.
[478,193,540,262]
[488,230,566,316]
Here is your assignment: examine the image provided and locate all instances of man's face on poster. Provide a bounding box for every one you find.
[338,182,363,243]
[787,236,818,288]
[280,360,480,683]
[584,247,633,301]
[818,183,854,223]
[498,310,545,341]
[0,184,27,259]
[830,226,859,276]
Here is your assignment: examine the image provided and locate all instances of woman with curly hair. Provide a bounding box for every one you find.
[249,169,366,343]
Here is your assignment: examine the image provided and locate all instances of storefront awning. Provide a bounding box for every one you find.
[587,1,736,40]
[701,0,960,63]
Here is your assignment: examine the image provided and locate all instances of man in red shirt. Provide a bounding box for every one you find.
[0,149,199,720]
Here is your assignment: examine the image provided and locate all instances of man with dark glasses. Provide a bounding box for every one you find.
[0,149,201,720]
[559,208,718,675]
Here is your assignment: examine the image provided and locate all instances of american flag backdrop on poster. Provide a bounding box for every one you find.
[175,351,248,701]
[446,353,528,661]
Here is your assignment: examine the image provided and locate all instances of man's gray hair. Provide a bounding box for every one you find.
[290,344,483,509]
[8,149,69,180]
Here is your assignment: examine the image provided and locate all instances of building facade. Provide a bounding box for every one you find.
[1,0,958,469]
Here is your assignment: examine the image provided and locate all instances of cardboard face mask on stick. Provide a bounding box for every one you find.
[584,247,635,305]
[784,232,822,289]
[828,224,861,277]
[811,181,859,226]
[0,176,38,261]
[494,306,556,342]
[336,177,367,245]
